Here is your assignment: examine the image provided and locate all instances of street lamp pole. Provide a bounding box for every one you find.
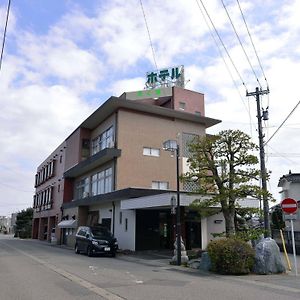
[175,144,181,266]
[163,139,181,266]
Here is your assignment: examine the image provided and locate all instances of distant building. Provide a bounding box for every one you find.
[278,171,300,230]
[10,213,17,234]
[0,216,11,233]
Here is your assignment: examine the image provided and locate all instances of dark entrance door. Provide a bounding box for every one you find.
[185,221,201,250]
[136,210,172,251]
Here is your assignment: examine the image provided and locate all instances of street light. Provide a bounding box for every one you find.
[163,139,181,265]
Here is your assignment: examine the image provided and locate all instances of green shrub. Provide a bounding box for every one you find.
[207,238,255,275]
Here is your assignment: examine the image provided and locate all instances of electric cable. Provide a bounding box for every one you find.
[195,0,253,135]
[266,145,298,164]
[197,0,248,91]
[265,100,300,145]
[0,0,11,72]
[236,0,269,89]
[221,0,262,89]
[139,0,158,71]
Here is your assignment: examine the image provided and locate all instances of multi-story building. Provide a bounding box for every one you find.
[32,86,228,250]
[32,141,67,242]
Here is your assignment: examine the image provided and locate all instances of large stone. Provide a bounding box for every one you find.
[198,252,211,272]
[253,237,286,274]
[187,259,201,269]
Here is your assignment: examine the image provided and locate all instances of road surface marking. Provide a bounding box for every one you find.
[5,242,125,300]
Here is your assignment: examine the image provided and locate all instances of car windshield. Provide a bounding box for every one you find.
[90,227,112,238]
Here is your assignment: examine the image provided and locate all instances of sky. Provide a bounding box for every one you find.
[0,0,299,216]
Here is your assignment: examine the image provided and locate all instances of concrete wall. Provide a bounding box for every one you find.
[114,202,136,251]
[201,212,225,249]
[90,113,116,141]
[89,202,136,251]
[65,129,82,170]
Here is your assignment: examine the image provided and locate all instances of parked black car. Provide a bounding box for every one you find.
[75,225,118,257]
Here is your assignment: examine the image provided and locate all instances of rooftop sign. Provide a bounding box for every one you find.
[145,65,185,89]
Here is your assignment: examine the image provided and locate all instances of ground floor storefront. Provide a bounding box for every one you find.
[60,189,228,251]
[32,215,58,242]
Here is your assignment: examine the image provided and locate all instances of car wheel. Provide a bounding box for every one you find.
[75,244,80,254]
[87,246,93,257]
[111,252,116,258]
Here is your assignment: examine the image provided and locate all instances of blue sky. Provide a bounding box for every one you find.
[0,0,299,216]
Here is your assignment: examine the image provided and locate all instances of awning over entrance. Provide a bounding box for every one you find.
[120,193,206,210]
[57,219,77,228]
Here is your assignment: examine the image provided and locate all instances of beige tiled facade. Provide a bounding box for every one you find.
[32,87,221,250]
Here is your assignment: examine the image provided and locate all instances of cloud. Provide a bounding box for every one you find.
[1,0,300,216]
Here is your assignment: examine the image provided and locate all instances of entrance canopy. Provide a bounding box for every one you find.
[57,219,77,228]
[120,192,208,210]
[120,192,260,210]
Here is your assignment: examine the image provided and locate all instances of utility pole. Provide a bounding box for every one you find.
[246,87,271,237]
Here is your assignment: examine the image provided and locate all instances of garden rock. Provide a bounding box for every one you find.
[253,237,285,274]
[199,252,211,271]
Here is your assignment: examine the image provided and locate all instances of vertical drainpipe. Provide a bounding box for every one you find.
[112,111,118,236]
[112,201,115,235]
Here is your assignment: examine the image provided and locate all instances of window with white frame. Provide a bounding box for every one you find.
[92,127,114,155]
[152,181,169,190]
[143,147,160,157]
[91,167,113,196]
[75,177,90,199]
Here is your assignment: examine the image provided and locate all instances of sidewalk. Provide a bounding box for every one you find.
[118,249,300,293]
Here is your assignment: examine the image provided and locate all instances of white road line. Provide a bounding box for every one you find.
[4,242,125,300]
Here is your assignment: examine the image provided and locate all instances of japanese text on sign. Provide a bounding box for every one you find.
[145,65,185,89]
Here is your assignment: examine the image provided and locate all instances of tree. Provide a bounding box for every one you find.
[15,207,33,238]
[271,205,285,230]
[183,129,272,237]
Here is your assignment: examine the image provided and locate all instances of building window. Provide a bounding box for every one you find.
[92,126,114,155]
[119,212,122,224]
[125,218,128,231]
[152,181,169,190]
[60,155,62,163]
[91,167,113,196]
[195,111,201,116]
[143,147,160,157]
[179,102,186,110]
[75,177,90,199]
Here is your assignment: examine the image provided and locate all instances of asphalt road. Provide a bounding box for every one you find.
[0,235,299,300]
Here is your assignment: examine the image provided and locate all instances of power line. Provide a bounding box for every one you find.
[196,0,247,91]
[265,100,300,145]
[236,0,269,89]
[139,0,158,71]
[266,145,298,164]
[0,0,11,72]
[195,0,253,135]
[221,0,262,89]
